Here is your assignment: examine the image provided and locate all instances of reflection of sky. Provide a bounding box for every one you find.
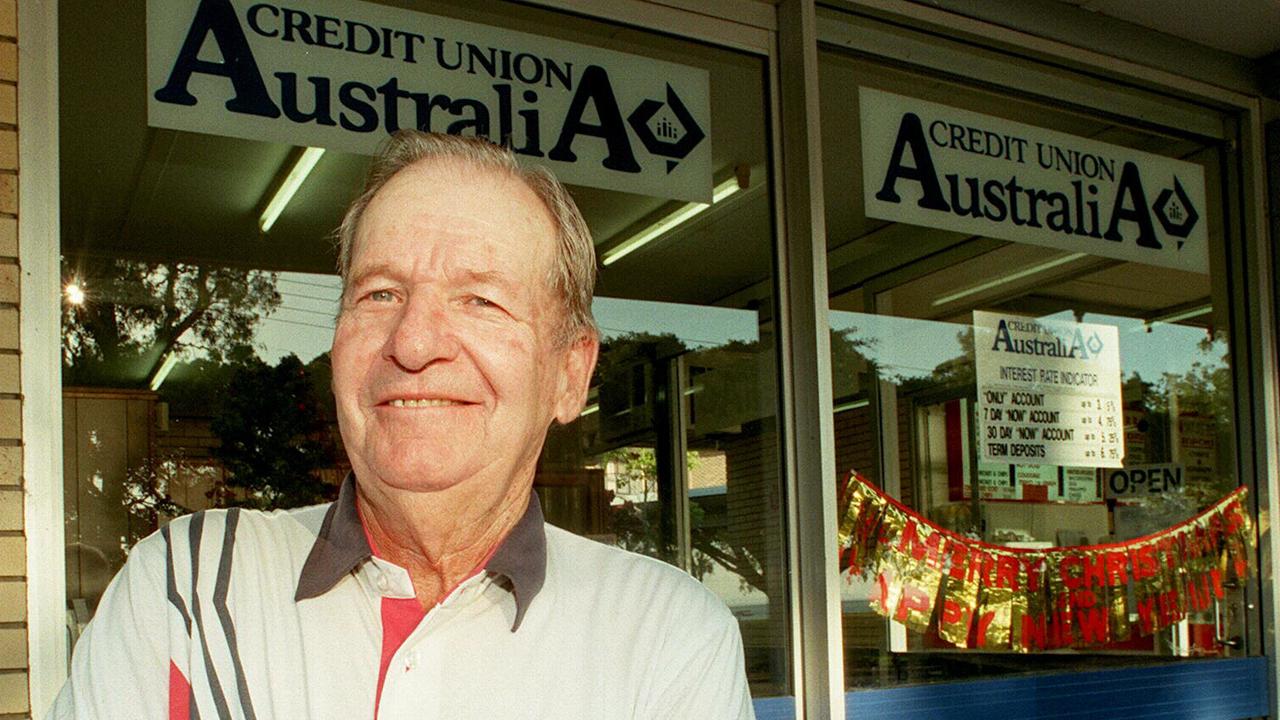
[832,313,962,381]
[256,272,342,365]
[254,274,761,365]
[594,297,758,347]
[1052,310,1228,383]
[829,309,1227,386]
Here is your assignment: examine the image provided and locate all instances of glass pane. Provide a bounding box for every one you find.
[59,0,789,699]
[819,50,1252,689]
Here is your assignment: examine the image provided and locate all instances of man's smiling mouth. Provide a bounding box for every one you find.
[386,398,467,408]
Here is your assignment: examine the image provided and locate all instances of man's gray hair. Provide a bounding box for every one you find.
[335,131,598,345]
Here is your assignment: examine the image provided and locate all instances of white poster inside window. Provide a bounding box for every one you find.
[972,463,1100,503]
[974,311,1124,468]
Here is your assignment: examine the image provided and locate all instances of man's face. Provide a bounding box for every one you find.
[331,159,596,498]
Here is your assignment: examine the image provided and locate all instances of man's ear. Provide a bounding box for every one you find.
[552,331,600,425]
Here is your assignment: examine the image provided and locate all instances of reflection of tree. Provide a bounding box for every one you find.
[62,257,280,385]
[121,354,340,515]
[604,447,662,558]
[594,331,684,385]
[907,326,975,392]
[122,451,204,521]
[605,446,660,502]
[829,326,876,397]
[61,256,341,512]
[1153,361,1233,428]
[1147,353,1236,510]
[604,446,766,594]
[209,355,337,510]
[829,327,868,372]
[690,504,765,595]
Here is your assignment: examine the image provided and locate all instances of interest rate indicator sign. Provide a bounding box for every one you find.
[974,311,1124,468]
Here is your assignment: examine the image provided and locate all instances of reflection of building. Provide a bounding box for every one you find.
[62,389,158,612]
[10,2,1280,719]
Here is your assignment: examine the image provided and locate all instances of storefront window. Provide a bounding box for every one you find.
[59,0,789,700]
[818,44,1254,690]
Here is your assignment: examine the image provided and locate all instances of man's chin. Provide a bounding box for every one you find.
[360,457,479,495]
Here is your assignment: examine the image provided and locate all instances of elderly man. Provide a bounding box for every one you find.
[52,132,755,719]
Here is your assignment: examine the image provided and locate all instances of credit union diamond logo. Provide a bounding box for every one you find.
[1153,177,1199,249]
[1085,332,1104,356]
[628,84,706,173]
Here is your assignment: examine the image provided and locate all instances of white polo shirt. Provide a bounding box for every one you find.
[51,476,756,719]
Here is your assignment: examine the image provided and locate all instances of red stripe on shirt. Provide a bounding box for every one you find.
[374,596,426,718]
[169,661,191,720]
[359,497,501,718]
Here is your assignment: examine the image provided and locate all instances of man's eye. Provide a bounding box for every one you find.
[365,289,396,303]
[468,295,497,308]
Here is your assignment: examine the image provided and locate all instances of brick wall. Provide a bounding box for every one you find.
[0,1,24,716]
[722,424,788,692]
[833,402,916,507]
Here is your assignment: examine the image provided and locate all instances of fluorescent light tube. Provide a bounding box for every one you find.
[149,351,180,391]
[601,177,742,266]
[833,398,870,413]
[259,147,326,233]
[931,252,1087,307]
[1150,304,1212,325]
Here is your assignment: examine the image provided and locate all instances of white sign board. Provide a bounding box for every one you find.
[974,311,1124,468]
[1174,411,1216,487]
[973,463,1099,503]
[860,88,1208,273]
[148,0,713,202]
[1104,463,1185,500]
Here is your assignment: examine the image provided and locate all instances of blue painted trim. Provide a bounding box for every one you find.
[752,695,796,720]
[844,657,1268,720]
[750,658,1268,720]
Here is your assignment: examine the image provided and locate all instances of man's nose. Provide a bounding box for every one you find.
[382,293,460,371]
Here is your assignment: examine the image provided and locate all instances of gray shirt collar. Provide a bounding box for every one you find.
[295,474,547,631]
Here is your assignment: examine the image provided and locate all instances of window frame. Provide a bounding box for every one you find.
[20,2,1280,719]
[812,2,1279,716]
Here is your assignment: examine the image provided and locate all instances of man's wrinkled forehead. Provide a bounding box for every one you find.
[345,157,557,290]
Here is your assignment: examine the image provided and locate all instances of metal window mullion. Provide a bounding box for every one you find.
[775,1,844,718]
[1242,110,1280,717]
[667,356,692,571]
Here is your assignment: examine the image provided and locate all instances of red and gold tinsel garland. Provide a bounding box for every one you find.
[837,471,1254,651]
